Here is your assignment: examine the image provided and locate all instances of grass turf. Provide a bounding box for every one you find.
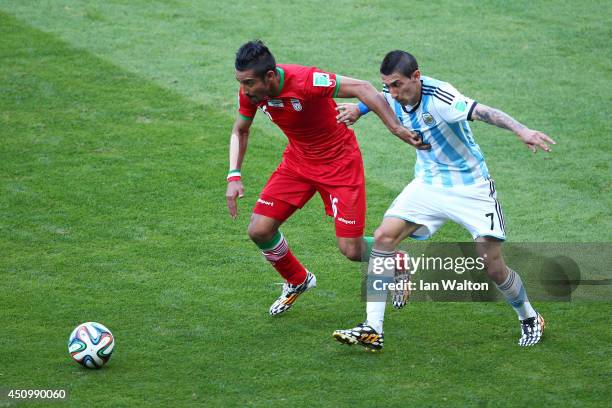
[0,1,610,407]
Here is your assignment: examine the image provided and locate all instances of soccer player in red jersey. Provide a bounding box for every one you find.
[226,40,428,316]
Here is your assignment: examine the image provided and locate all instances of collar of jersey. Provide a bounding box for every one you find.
[276,66,285,94]
[401,80,423,114]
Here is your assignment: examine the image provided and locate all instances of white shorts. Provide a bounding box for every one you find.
[384,178,507,241]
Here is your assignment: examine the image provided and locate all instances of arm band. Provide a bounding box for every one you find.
[357,101,371,115]
[227,169,241,182]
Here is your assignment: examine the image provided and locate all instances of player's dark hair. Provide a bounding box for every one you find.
[235,40,276,78]
[380,50,419,77]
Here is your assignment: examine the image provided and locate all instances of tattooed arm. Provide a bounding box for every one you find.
[472,103,556,153]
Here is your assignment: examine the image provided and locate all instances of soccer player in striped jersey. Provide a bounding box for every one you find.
[226,42,427,317]
[333,50,555,350]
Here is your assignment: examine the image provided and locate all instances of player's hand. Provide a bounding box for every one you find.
[335,103,361,126]
[517,129,556,153]
[226,181,244,219]
[395,127,431,150]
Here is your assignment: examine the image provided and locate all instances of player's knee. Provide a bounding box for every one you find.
[483,253,506,282]
[247,222,275,245]
[374,227,400,249]
[482,250,502,267]
[486,267,507,285]
[339,244,362,262]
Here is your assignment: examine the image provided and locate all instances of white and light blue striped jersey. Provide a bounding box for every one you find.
[382,75,490,187]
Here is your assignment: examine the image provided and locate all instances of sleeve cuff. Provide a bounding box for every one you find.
[333,75,341,98]
[467,101,477,121]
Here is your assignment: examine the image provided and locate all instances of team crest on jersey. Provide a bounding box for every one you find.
[313,72,335,87]
[268,99,284,108]
[422,112,436,126]
[290,98,302,111]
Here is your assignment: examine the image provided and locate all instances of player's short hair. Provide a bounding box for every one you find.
[380,50,419,78]
[235,40,276,78]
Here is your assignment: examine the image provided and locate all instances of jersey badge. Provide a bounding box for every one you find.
[290,98,302,111]
[422,112,436,126]
[268,99,284,108]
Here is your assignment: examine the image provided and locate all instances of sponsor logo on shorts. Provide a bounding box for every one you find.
[257,198,274,206]
[330,195,339,218]
[337,217,356,225]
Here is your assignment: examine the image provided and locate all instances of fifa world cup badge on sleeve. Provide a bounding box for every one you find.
[454,100,467,112]
[313,72,334,87]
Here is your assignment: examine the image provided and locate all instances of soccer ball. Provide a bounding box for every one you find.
[68,322,115,369]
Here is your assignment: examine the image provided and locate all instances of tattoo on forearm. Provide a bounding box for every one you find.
[475,106,526,133]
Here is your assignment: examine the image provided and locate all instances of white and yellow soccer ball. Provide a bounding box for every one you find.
[68,322,115,369]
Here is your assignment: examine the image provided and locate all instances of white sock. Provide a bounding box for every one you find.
[496,267,537,320]
[366,302,385,333]
[365,248,394,333]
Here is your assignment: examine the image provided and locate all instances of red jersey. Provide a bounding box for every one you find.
[238,64,358,162]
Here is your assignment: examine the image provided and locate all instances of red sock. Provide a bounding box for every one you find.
[261,233,307,285]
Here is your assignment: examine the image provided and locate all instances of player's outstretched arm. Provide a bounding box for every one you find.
[472,104,556,153]
[226,117,251,219]
[336,77,430,150]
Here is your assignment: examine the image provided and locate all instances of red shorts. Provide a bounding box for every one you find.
[253,147,366,238]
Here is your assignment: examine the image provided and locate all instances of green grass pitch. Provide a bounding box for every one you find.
[1,1,610,406]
